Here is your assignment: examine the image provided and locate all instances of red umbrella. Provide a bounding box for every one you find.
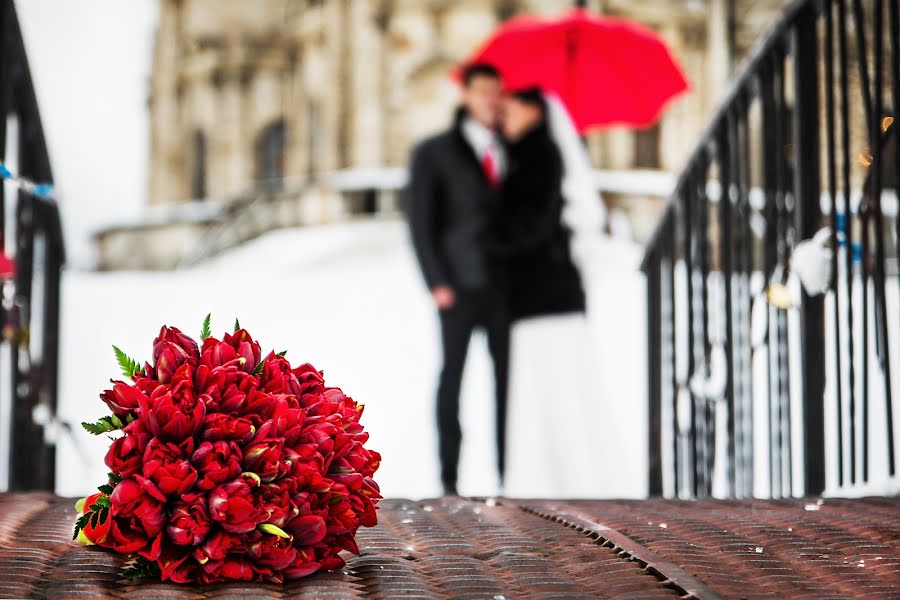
[455,8,689,132]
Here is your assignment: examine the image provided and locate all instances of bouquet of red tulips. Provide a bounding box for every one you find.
[73,316,381,584]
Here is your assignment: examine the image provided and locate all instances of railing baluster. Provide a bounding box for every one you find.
[717,120,737,498]
[3,0,63,491]
[0,0,8,479]
[759,63,780,497]
[737,100,754,497]
[862,204,871,483]
[647,249,663,497]
[825,0,844,490]
[851,0,876,484]
[668,219,680,497]
[793,4,826,497]
[774,53,792,496]
[869,0,896,477]
[837,0,858,486]
[683,173,699,498]
[0,0,7,254]
[698,162,715,497]
[853,0,875,127]
[890,0,900,482]
[731,110,745,498]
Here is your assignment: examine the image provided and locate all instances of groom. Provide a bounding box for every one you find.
[405,63,510,496]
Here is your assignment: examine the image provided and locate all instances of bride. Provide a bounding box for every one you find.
[488,86,610,497]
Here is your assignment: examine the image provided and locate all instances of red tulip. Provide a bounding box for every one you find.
[284,554,322,580]
[208,477,267,534]
[110,477,167,537]
[152,326,200,384]
[292,363,325,396]
[108,517,152,555]
[199,556,257,582]
[195,528,246,562]
[107,477,167,559]
[138,367,206,442]
[248,533,297,572]
[286,514,326,546]
[201,413,254,444]
[105,428,149,478]
[191,440,242,491]
[142,437,197,497]
[221,329,262,374]
[166,493,211,546]
[259,353,302,396]
[242,438,288,483]
[257,481,296,528]
[100,380,146,418]
[199,340,239,370]
[157,539,194,582]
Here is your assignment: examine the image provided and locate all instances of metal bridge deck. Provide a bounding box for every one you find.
[0,493,897,599]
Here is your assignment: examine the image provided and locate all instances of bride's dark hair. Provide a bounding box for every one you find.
[508,86,547,117]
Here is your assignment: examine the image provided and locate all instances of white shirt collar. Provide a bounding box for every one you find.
[462,116,505,174]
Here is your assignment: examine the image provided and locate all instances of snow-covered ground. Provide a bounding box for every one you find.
[53,219,649,499]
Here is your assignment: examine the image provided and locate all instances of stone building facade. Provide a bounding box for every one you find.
[99,0,790,269]
[148,0,787,199]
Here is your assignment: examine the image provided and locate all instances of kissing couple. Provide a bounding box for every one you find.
[406,62,605,496]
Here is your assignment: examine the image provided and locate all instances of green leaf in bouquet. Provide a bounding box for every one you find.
[112,345,143,378]
[277,350,288,356]
[81,415,124,435]
[72,512,91,540]
[123,556,161,579]
[97,483,114,494]
[253,360,265,375]
[72,494,110,540]
[200,313,212,340]
[80,419,109,434]
[234,317,241,332]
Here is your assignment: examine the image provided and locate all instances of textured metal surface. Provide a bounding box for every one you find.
[0,493,898,599]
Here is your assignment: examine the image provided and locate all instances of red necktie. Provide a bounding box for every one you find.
[481,145,499,190]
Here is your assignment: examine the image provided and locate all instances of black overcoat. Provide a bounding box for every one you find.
[487,123,586,320]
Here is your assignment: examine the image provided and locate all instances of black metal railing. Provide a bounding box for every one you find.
[0,0,65,491]
[643,0,899,498]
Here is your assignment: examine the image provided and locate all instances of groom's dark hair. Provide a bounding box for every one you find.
[461,62,501,86]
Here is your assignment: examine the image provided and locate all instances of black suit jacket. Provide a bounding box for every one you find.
[405,111,496,291]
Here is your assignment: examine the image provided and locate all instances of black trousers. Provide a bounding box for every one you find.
[436,287,510,491]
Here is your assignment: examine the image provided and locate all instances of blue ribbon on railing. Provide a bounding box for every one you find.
[0,162,54,199]
[834,212,864,264]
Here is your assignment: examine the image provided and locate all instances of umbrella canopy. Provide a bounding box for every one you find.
[455,8,690,132]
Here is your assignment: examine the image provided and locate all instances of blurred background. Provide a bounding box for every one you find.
[9,0,896,501]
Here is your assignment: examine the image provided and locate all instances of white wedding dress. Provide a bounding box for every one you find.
[503,94,644,498]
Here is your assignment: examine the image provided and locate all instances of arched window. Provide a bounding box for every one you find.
[256,119,286,191]
[191,130,207,200]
